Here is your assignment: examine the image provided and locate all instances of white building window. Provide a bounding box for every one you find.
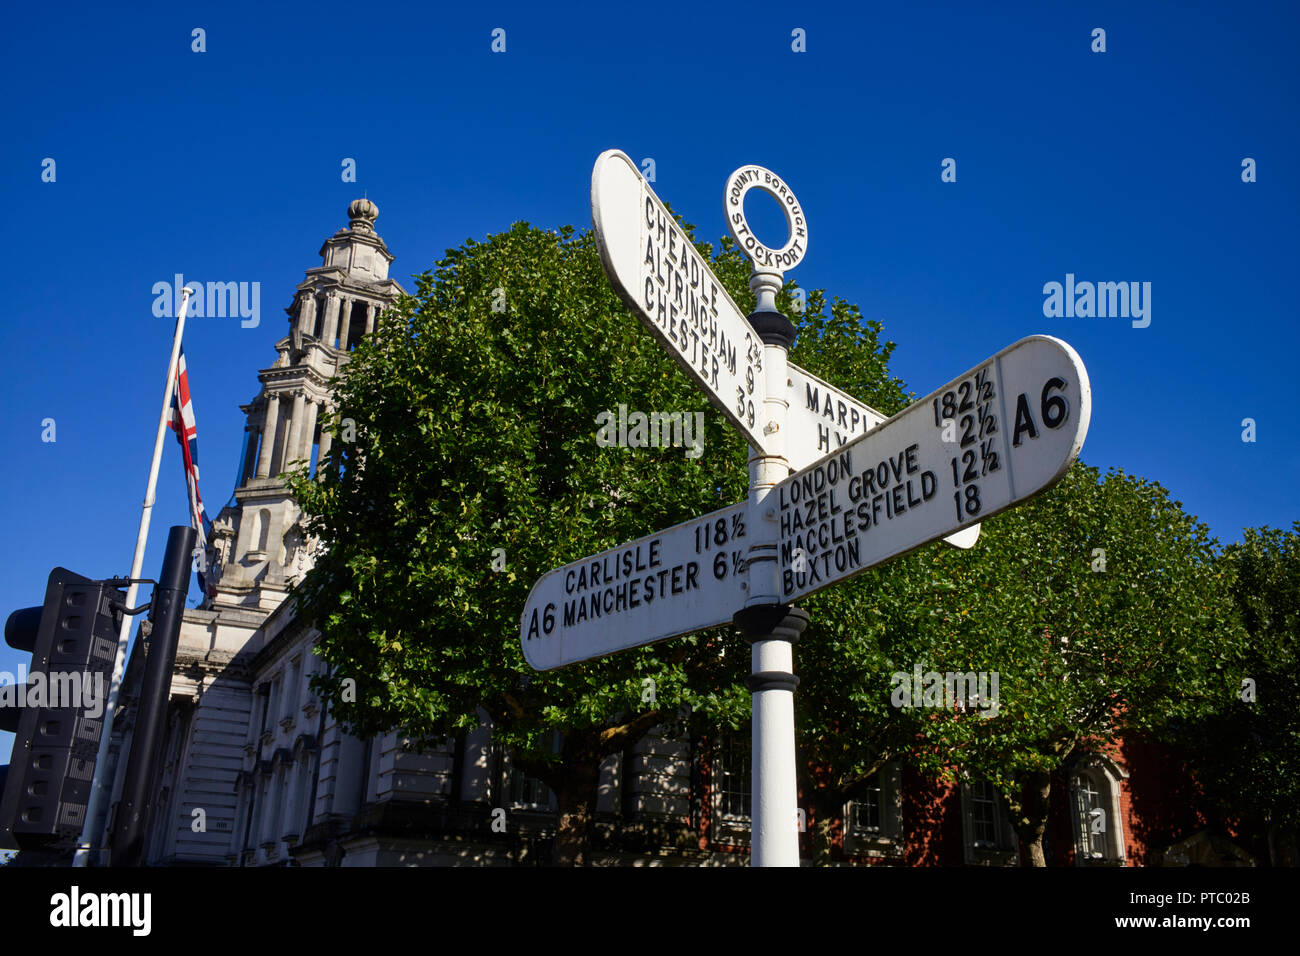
[266,676,281,737]
[284,655,301,725]
[249,684,270,746]
[970,779,999,847]
[849,788,881,833]
[960,777,1019,865]
[508,766,552,810]
[1069,756,1128,865]
[709,734,751,841]
[301,649,320,715]
[844,763,903,858]
[492,733,559,812]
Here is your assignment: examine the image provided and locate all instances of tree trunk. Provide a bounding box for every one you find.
[813,804,837,866]
[1018,771,1053,867]
[1024,837,1047,867]
[807,789,840,866]
[551,762,600,866]
[494,709,662,867]
[546,726,619,867]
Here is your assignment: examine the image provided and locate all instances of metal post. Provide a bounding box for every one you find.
[735,603,808,866]
[108,525,196,866]
[738,264,802,866]
[74,287,193,866]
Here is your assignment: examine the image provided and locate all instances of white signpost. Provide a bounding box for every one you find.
[521,152,1092,867]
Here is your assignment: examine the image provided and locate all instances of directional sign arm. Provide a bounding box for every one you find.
[784,362,887,470]
[521,501,750,671]
[591,150,774,455]
[776,335,1090,602]
[785,361,981,549]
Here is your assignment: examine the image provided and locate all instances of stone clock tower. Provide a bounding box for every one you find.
[94,201,405,863]
[205,198,404,606]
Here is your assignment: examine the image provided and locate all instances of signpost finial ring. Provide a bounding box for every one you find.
[724,165,809,276]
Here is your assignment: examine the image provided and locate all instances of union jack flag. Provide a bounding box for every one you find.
[169,347,215,597]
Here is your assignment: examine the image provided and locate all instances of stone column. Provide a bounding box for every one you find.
[283,390,307,470]
[281,758,301,842]
[255,777,270,850]
[255,395,280,478]
[298,397,320,464]
[297,293,317,337]
[321,292,340,348]
[364,302,375,335]
[261,772,280,849]
[336,298,353,351]
[460,712,493,803]
[316,410,333,479]
[241,425,259,485]
[330,732,366,817]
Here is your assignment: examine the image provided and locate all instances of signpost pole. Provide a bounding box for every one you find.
[737,255,803,866]
[736,602,807,866]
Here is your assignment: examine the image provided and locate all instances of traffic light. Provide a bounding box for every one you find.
[0,568,124,851]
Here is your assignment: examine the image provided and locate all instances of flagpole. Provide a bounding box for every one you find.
[74,286,194,867]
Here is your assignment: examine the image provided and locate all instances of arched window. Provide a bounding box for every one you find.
[1069,756,1128,865]
[344,302,368,351]
[248,508,271,559]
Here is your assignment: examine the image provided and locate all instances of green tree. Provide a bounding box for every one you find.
[1177,523,1300,864]
[286,220,903,865]
[795,464,1247,865]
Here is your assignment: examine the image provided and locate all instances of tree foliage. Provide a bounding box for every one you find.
[285,219,903,862]
[795,463,1248,863]
[1176,523,1300,862]
[285,216,1261,868]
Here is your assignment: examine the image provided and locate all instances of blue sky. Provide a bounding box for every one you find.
[1,1,1296,761]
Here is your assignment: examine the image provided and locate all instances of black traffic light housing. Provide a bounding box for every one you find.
[0,568,124,851]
